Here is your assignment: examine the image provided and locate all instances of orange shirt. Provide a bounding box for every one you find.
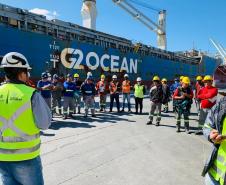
[122,80,131,93]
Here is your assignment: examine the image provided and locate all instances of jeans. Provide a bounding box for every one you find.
[110,93,120,112]
[135,97,143,113]
[205,173,220,185]
[0,156,44,185]
[122,93,131,110]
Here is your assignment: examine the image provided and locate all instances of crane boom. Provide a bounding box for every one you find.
[112,0,167,50]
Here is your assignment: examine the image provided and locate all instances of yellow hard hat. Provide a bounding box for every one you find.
[180,76,184,81]
[74,73,79,78]
[101,74,105,79]
[196,76,202,81]
[161,78,167,82]
[182,76,190,84]
[153,76,160,81]
[203,75,213,81]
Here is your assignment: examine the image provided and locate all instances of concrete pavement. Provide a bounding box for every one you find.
[41,97,212,185]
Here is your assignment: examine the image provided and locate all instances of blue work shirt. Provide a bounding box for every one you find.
[81,82,96,96]
[170,82,180,95]
[37,80,52,99]
[63,81,76,97]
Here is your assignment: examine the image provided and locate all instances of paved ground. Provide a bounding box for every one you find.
[41,96,213,185]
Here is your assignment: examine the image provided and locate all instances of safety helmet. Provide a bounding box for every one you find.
[124,74,129,78]
[67,74,72,78]
[0,52,31,69]
[203,75,213,81]
[137,77,142,82]
[180,76,184,81]
[41,72,48,79]
[112,75,117,79]
[74,73,79,78]
[196,76,202,81]
[153,76,160,81]
[182,76,190,84]
[101,74,105,79]
[53,74,59,79]
[47,73,51,77]
[87,72,92,77]
[87,75,93,80]
[161,78,167,82]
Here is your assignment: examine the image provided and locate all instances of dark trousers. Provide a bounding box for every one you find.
[135,97,143,113]
[110,93,120,111]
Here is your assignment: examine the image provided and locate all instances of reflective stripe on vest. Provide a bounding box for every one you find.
[209,117,226,185]
[134,84,144,98]
[122,80,130,93]
[0,84,40,161]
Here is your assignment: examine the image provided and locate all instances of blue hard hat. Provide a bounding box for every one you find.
[66,74,72,78]
[41,72,48,79]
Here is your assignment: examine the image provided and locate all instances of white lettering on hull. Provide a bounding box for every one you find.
[60,48,138,73]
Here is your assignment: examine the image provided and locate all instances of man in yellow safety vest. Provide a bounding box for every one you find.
[0,52,51,185]
[203,95,226,185]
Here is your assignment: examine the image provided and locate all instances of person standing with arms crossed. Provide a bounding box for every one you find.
[0,52,51,185]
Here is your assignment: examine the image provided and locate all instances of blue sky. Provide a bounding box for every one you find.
[1,0,226,54]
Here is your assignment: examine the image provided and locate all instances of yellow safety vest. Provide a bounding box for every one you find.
[134,84,144,98]
[0,83,41,161]
[209,117,226,185]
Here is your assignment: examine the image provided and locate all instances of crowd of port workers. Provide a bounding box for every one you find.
[0,52,226,185]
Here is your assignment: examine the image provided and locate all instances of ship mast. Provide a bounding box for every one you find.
[81,0,97,30]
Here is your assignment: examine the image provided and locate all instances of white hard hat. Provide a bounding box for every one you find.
[47,73,51,77]
[137,77,142,81]
[112,75,117,79]
[124,74,129,78]
[0,52,31,69]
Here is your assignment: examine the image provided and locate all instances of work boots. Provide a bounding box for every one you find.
[185,122,190,134]
[176,123,180,133]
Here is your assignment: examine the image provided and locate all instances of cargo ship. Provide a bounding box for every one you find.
[0,3,222,84]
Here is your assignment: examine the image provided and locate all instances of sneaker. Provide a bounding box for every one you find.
[121,109,125,112]
[99,109,103,112]
[128,110,132,113]
[92,114,96,117]
[156,122,160,127]
[146,121,153,125]
[63,116,67,120]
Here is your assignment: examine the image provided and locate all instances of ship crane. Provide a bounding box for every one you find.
[112,0,167,50]
[210,38,226,65]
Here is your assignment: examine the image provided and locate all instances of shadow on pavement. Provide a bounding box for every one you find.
[49,120,96,130]
[40,131,55,137]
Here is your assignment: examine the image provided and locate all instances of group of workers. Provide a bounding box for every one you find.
[147,74,218,135]
[35,71,147,119]
[0,52,225,185]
